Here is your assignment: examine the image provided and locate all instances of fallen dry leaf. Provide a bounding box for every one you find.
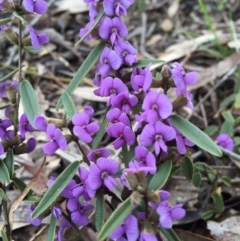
[175,229,215,241]
[207,216,240,241]
[54,0,88,14]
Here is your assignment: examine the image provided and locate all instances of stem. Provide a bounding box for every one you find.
[0,183,11,240]
[144,197,149,219]
[14,19,23,136]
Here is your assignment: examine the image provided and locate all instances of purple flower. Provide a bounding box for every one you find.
[142,90,172,124]
[34,115,47,131]
[0,143,4,155]
[103,0,134,16]
[177,89,194,110]
[109,215,139,241]
[42,124,67,155]
[172,62,198,94]
[99,16,128,45]
[97,47,121,77]
[131,64,152,92]
[57,217,71,241]
[135,146,156,174]
[79,18,95,41]
[88,157,119,191]
[71,167,96,201]
[61,179,76,199]
[52,206,62,219]
[23,0,48,14]
[106,108,131,127]
[28,25,49,50]
[113,92,138,114]
[149,190,170,210]
[0,118,12,139]
[140,232,158,241]
[67,198,93,227]
[157,201,186,229]
[107,122,135,149]
[216,134,234,151]
[0,79,18,98]
[72,112,99,143]
[87,148,111,162]
[26,138,37,153]
[114,40,138,66]
[19,113,35,138]
[139,121,176,155]
[97,77,128,106]
[28,204,42,226]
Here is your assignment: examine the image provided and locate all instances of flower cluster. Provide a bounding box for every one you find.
[0,0,49,50]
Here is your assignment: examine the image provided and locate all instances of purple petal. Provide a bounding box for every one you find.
[54,129,67,150]
[97,157,119,175]
[184,72,198,85]
[37,33,49,44]
[125,215,139,241]
[71,211,89,227]
[34,115,47,131]
[104,176,117,191]
[67,198,79,212]
[42,141,58,155]
[73,126,92,143]
[86,121,99,134]
[88,163,102,190]
[33,0,47,14]
[110,226,125,239]
[157,94,172,119]
[23,0,34,12]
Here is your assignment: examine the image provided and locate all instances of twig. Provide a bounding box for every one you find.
[219,146,240,162]
[186,66,237,120]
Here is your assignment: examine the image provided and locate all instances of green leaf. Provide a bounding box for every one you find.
[46,215,57,241]
[98,197,132,241]
[13,11,27,24]
[138,0,146,13]
[204,125,218,135]
[192,172,202,187]
[32,161,80,218]
[234,90,240,108]
[1,230,9,241]
[12,177,38,202]
[62,92,76,119]
[221,176,231,187]
[220,120,234,136]
[222,111,235,125]
[149,160,172,191]
[0,188,11,202]
[56,41,106,110]
[159,227,180,241]
[181,156,194,181]
[220,93,236,108]
[24,46,44,54]
[127,59,164,68]
[4,149,14,179]
[0,18,12,26]
[0,67,21,82]
[201,210,214,220]
[95,190,105,232]
[92,107,109,149]
[75,8,104,46]
[211,191,224,213]
[19,80,40,128]
[170,114,222,157]
[0,159,10,183]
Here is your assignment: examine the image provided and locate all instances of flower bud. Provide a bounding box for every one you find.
[22,36,31,46]
[125,172,138,190]
[64,134,73,144]
[47,118,65,128]
[147,191,160,203]
[13,143,27,155]
[5,86,17,104]
[172,94,188,111]
[141,220,156,235]
[131,190,143,206]
[4,27,18,45]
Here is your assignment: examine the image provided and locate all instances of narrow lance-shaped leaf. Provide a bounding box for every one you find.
[19,80,40,128]
[13,11,27,24]
[149,160,172,191]
[125,59,164,68]
[98,197,132,241]
[0,188,11,202]
[0,159,10,183]
[32,161,80,218]
[62,92,76,119]
[159,227,180,241]
[75,8,104,46]
[4,149,14,179]
[181,156,193,181]
[170,115,222,157]
[0,67,21,82]
[56,41,106,109]
[46,215,57,241]
[0,18,12,26]
[1,230,9,241]
[95,190,105,232]
[24,46,44,54]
